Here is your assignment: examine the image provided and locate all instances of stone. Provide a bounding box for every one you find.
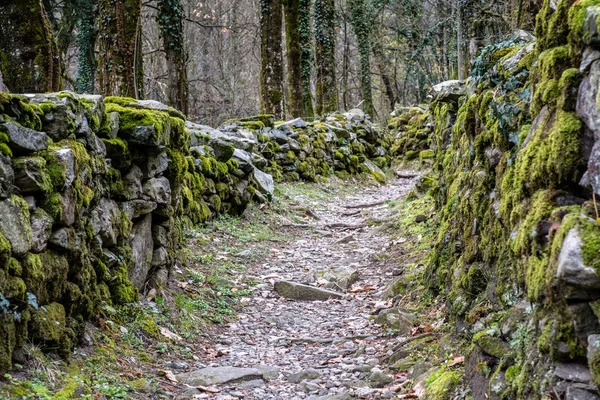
[566,387,600,400]
[274,281,343,301]
[500,42,535,73]
[53,148,76,187]
[485,147,503,168]
[267,129,290,144]
[583,7,600,47]
[368,368,393,388]
[578,60,600,142]
[430,80,465,102]
[253,365,280,381]
[152,247,169,267]
[325,267,359,290]
[152,225,169,248]
[287,368,321,383]
[176,366,263,386]
[142,151,169,178]
[588,335,600,386]
[253,168,274,196]
[415,215,427,223]
[90,198,121,247]
[188,122,256,152]
[473,333,510,358]
[555,363,592,383]
[49,227,81,252]
[143,177,171,205]
[107,112,120,138]
[0,196,33,255]
[30,208,53,253]
[120,199,157,220]
[0,154,13,199]
[363,160,386,183]
[374,309,415,334]
[26,93,81,141]
[556,228,600,299]
[13,157,51,193]
[102,249,119,268]
[23,196,35,210]
[0,121,48,154]
[232,149,254,173]
[123,165,144,199]
[129,214,154,290]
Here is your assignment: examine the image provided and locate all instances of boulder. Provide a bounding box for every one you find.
[30,208,53,253]
[13,156,51,193]
[142,151,169,178]
[142,177,171,205]
[90,198,121,247]
[430,80,465,102]
[0,196,33,255]
[0,121,48,154]
[152,225,170,248]
[0,154,14,199]
[274,281,344,301]
[556,228,600,299]
[151,247,169,267]
[176,366,263,386]
[253,168,274,196]
[555,363,592,383]
[129,214,154,290]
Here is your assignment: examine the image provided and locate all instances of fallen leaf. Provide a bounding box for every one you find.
[159,370,178,383]
[349,284,377,293]
[448,355,464,367]
[196,385,220,393]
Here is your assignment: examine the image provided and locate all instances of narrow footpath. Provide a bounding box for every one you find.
[175,173,423,399]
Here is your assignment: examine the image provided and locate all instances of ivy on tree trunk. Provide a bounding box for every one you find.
[284,0,304,118]
[75,0,98,94]
[314,0,338,115]
[299,0,314,118]
[158,0,189,115]
[0,0,61,93]
[348,0,374,117]
[260,0,285,118]
[97,0,144,98]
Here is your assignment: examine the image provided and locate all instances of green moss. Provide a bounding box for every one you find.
[102,138,131,170]
[423,370,461,400]
[12,157,53,193]
[108,261,138,304]
[473,331,509,358]
[104,103,170,146]
[104,96,138,106]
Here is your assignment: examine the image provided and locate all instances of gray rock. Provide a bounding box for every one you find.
[485,147,503,168]
[267,129,290,144]
[86,132,107,156]
[25,93,81,140]
[120,199,157,220]
[13,157,51,193]
[430,80,465,102]
[102,249,119,268]
[0,196,32,255]
[287,368,321,383]
[232,149,254,173]
[30,208,53,253]
[368,368,393,388]
[501,42,535,73]
[53,148,76,187]
[23,196,35,210]
[143,177,171,205]
[555,363,592,383]
[578,60,600,143]
[188,122,257,152]
[583,7,600,47]
[237,379,266,389]
[143,151,169,178]
[277,118,307,129]
[90,198,121,247]
[362,160,386,183]
[566,387,600,400]
[49,227,81,252]
[556,228,600,299]
[107,112,120,138]
[123,165,143,199]
[274,281,344,301]
[374,309,415,334]
[588,335,600,386]
[253,168,274,196]
[0,154,14,199]
[129,214,154,290]
[325,267,359,290]
[176,366,263,386]
[253,365,280,381]
[151,247,169,267]
[0,121,48,154]
[152,225,170,247]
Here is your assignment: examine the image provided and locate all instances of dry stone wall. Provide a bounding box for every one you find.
[0,93,389,372]
[391,1,600,397]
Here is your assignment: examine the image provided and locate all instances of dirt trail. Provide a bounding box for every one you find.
[178,174,417,399]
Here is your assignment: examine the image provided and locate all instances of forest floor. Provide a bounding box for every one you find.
[1,170,467,400]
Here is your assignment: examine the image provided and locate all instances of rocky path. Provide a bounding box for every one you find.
[177,174,418,399]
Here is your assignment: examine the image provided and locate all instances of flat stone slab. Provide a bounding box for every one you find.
[274,281,344,301]
[176,366,263,386]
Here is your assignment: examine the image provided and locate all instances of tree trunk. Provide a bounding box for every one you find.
[314,0,338,115]
[0,0,61,93]
[456,0,467,80]
[299,0,314,118]
[260,0,285,117]
[372,25,395,112]
[284,0,304,118]
[75,0,98,94]
[158,0,189,114]
[97,0,144,98]
[348,0,374,116]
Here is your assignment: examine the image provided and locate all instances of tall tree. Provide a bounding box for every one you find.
[97,0,144,98]
[284,0,304,118]
[75,0,98,93]
[299,0,314,118]
[0,0,61,93]
[314,0,338,114]
[259,0,285,117]
[348,0,374,116]
[158,0,189,114]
